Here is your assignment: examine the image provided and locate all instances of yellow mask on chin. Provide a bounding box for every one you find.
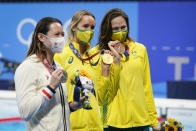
[111,30,128,42]
[76,27,94,44]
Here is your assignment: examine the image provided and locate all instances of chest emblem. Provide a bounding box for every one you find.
[68,56,74,64]
[131,50,137,56]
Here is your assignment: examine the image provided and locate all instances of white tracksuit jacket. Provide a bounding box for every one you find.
[14,54,70,131]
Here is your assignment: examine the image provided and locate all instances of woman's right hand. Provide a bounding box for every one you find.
[49,69,64,89]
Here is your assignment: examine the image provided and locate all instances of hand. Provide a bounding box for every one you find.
[60,70,68,83]
[108,40,121,57]
[113,42,125,55]
[152,126,161,131]
[108,40,122,65]
[69,96,85,111]
[101,50,112,77]
[49,69,64,89]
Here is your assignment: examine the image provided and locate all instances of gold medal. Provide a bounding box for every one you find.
[102,54,113,64]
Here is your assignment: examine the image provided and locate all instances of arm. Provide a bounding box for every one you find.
[14,65,55,121]
[107,63,121,104]
[95,73,110,106]
[95,40,124,105]
[143,47,159,127]
[86,47,111,106]
[106,41,122,104]
[95,54,121,105]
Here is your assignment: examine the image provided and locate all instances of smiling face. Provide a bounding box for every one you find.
[43,22,64,48]
[38,22,64,47]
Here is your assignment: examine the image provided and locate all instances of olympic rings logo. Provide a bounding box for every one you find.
[17,18,71,46]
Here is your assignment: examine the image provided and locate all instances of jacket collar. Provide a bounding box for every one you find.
[70,41,91,58]
[123,39,136,51]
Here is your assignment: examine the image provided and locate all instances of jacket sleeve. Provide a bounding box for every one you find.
[107,63,121,104]
[143,47,159,126]
[95,73,110,106]
[14,64,54,121]
[95,59,121,106]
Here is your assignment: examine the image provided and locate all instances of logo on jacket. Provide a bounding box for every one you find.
[68,56,74,64]
[131,50,137,56]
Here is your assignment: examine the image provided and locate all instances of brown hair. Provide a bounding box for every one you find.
[26,17,62,61]
[98,8,133,50]
[67,10,95,44]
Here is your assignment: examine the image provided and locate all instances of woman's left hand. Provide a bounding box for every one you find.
[69,96,85,111]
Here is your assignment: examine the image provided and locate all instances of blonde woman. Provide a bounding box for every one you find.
[54,10,111,131]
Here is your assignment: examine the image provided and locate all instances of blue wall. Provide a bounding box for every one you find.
[139,2,196,82]
[0,2,196,98]
[138,2,196,97]
[0,2,138,79]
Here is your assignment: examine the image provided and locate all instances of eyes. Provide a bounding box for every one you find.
[112,25,127,32]
[82,24,95,30]
[54,32,64,37]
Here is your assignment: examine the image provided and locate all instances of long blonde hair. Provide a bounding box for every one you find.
[67,10,95,44]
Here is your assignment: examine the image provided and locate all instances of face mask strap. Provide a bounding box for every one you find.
[77,27,94,33]
[41,33,49,38]
[40,33,51,49]
[41,33,52,43]
[122,30,128,32]
[42,33,64,41]
[112,29,128,34]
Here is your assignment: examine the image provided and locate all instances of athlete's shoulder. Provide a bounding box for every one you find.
[89,45,100,54]
[131,41,147,51]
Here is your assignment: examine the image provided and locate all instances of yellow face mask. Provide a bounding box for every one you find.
[76,27,94,44]
[111,30,128,42]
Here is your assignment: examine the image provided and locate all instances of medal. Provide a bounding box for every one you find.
[60,71,68,83]
[43,59,67,83]
[102,54,113,64]
[69,43,100,66]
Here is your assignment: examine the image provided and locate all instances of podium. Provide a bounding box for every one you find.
[167,81,196,100]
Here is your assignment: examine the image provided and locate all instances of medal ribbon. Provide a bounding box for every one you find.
[43,58,67,131]
[123,45,130,57]
[69,43,101,66]
[43,59,56,75]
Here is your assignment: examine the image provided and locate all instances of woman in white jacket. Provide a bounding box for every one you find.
[14,17,83,131]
